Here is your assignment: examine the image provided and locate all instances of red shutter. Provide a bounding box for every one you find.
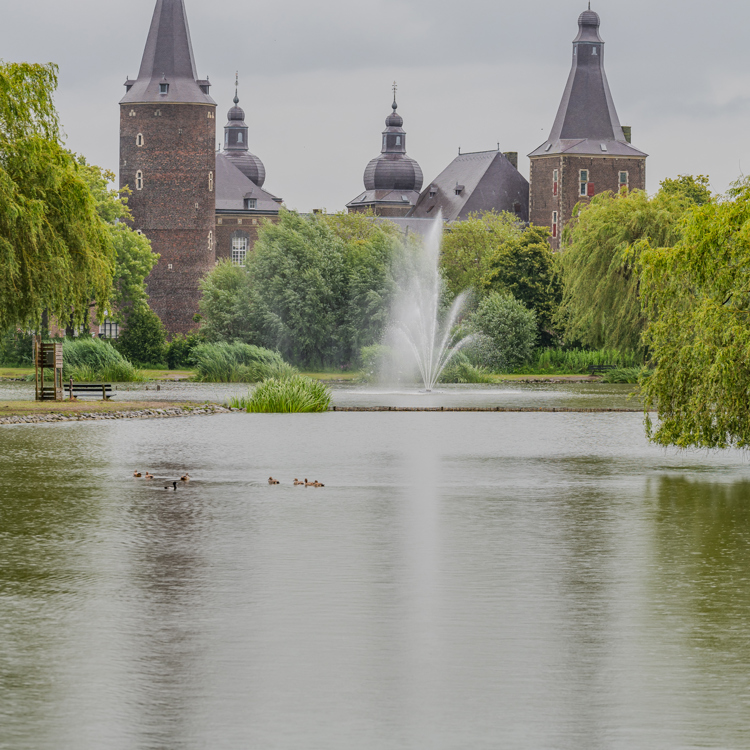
[553,182,558,196]
[587,182,595,197]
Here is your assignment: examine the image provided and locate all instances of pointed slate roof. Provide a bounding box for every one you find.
[529,9,645,158]
[409,151,529,222]
[121,0,214,105]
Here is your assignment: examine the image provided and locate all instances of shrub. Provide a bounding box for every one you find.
[116,306,167,366]
[439,353,494,384]
[62,338,144,382]
[0,329,34,366]
[358,344,395,383]
[601,366,649,384]
[230,375,332,413]
[166,333,203,370]
[472,292,537,372]
[191,342,297,383]
[532,348,642,374]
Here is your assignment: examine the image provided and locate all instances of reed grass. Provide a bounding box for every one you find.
[62,339,145,382]
[439,353,494,384]
[601,366,650,384]
[526,348,643,375]
[192,342,297,383]
[229,375,332,413]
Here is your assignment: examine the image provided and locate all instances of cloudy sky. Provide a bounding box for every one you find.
[0,0,746,211]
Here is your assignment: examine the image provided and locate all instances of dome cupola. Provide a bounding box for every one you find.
[222,76,266,188]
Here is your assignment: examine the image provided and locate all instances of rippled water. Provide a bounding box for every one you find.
[1,411,749,749]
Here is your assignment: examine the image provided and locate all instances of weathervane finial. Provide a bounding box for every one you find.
[233,71,239,105]
[392,81,398,111]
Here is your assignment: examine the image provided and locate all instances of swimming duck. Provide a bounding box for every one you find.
[268,477,280,485]
[313,481,325,488]
[133,471,142,478]
[145,472,154,480]
[164,481,177,491]
[294,479,304,486]
[180,473,190,482]
[304,479,313,487]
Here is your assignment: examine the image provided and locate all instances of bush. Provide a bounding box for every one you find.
[601,366,649,384]
[116,306,167,366]
[62,338,144,382]
[166,333,203,370]
[229,375,332,413]
[439,353,494,384]
[191,342,297,383]
[531,348,642,374]
[0,329,34,366]
[358,344,394,382]
[472,292,537,372]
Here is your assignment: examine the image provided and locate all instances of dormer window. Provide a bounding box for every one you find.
[455,185,465,196]
[244,198,257,210]
[429,186,437,198]
[159,83,169,95]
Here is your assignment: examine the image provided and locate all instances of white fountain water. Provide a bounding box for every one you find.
[389,214,474,392]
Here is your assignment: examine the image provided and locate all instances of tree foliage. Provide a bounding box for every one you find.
[0,61,115,333]
[640,177,750,449]
[199,210,409,368]
[116,305,167,365]
[440,210,523,297]
[557,186,699,353]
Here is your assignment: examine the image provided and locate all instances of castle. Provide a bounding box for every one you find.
[120,0,646,334]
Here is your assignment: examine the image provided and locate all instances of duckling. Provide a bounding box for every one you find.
[133,471,142,478]
[268,477,280,485]
[294,479,305,486]
[180,473,190,482]
[145,472,154,480]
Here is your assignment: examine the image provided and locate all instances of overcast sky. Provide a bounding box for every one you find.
[0,0,746,211]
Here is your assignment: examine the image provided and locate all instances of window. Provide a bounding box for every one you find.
[208,231,213,251]
[429,186,437,198]
[225,132,229,146]
[135,170,143,190]
[159,83,169,94]
[579,170,589,197]
[154,110,161,117]
[552,211,558,239]
[136,133,144,147]
[383,136,387,147]
[553,169,559,196]
[232,234,249,266]
[238,132,243,144]
[619,171,629,189]
[208,171,214,192]
[168,263,173,270]
[244,198,257,210]
[99,320,119,339]
[207,111,215,119]
[129,110,136,117]
[592,47,598,56]
[396,136,401,146]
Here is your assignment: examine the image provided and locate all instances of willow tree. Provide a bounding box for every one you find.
[557,185,701,353]
[641,178,750,449]
[0,61,114,333]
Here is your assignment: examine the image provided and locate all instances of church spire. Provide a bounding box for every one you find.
[121,0,214,105]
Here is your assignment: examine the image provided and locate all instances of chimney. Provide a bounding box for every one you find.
[622,126,632,144]
[503,151,518,170]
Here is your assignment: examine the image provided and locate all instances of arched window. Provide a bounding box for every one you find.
[225,132,229,145]
[238,132,243,144]
[135,171,143,190]
[231,231,250,266]
[208,171,214,192]
[136,133,144,147]
[592,47,598,56]
[396,136,402,146]
[208,231,213,251]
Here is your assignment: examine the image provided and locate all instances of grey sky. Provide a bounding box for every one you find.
[0,0,745,211]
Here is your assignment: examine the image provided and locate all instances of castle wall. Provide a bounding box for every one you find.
[119,101,217,335]
[215,214,280,264]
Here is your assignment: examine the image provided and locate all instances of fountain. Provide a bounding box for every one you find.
[389,214,474,391]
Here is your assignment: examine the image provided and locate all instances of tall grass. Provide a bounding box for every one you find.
[229,375,332,413]
[63,339,145,382]
[528,348,643,375]
[192,342,297,383]
[439,353,494,384]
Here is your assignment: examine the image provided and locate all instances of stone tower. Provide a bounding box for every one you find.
[528,9,647,250]
[347,88,424,216]
[120,0,217,334]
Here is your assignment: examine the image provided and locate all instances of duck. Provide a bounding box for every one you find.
[313,481,325,488]
[294,479,305,486]
[180,473,190,482]
[133,471,142,478]
[268,477,280,485]
[145,472,154,480]
[165,481,177,491]
[304,478,313,487]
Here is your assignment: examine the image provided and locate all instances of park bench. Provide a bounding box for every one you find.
[588,365,617,376]
[66,382,115,400]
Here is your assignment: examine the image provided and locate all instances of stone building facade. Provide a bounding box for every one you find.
[528,9,647,250]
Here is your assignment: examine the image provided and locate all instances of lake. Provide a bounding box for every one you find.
[1,393,749,749]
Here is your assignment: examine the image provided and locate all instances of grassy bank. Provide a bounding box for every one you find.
[0,400,216,418]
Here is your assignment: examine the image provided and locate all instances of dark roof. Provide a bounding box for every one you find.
[346,189,421,211]
[409,151,529,222]
[215,153,281,213]
[529,9,646,158]
[121,0,214,106]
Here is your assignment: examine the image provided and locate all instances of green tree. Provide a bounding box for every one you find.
[75,158,158,317]
[658,174,713,206]
[0,61,115,333]
[472,292,537,371]
[198,260,256,343]
[640,177,750,449]
[116,305,167,365]
[439,210,524,296]
[557,186,696,353]
[481,225,562,346]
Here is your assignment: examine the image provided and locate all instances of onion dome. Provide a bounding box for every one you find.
[574,6,603,43]
[362,93,423,193]
[222,84,266,188]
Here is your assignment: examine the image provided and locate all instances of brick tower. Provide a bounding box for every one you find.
[120,0,217,334]
[528,8,647,250]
